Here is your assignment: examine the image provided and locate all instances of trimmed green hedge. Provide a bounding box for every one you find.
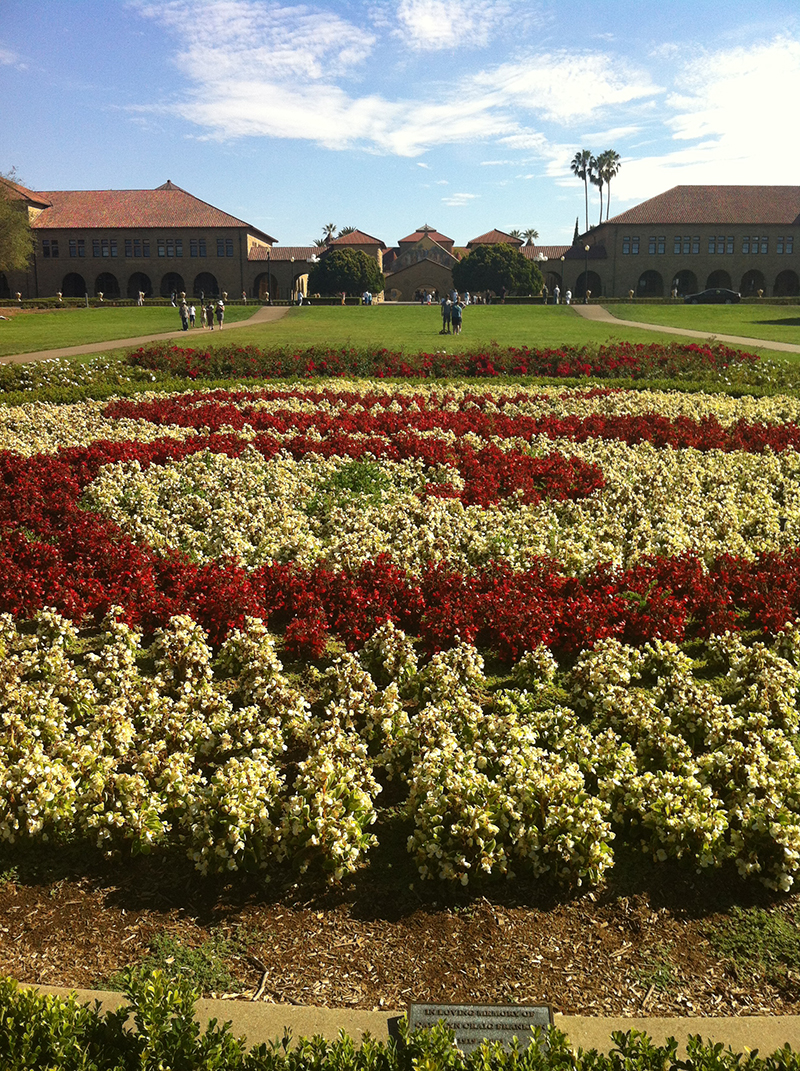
[1,971,799,1071]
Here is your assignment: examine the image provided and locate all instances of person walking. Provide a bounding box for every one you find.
[440,296,452,334]
[189,303,196,328]
[206,301,215,330]
[179,300,189,331]
[451,300,463,335]
[553,284,560,305]
[215,300,225,329]
[541,284,548,304]
[565,289,572,305]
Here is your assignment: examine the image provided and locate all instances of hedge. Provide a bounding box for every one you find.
[1,971,799,1071]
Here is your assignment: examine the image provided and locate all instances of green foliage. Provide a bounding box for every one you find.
[0,174,35,275]
[106,931,246,994]
[1,972,800,1071]
[452,244,543,297]
[308,248,385,297]
[705,906,800,988]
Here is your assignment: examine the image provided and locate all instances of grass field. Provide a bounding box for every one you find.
[608,302,800,346]
[1,301,797,363]
[138,303,779,357]
[0,304,257,358]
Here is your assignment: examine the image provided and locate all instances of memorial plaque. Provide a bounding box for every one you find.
[407,1002,553,1054]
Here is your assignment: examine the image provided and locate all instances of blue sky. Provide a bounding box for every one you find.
[2,0,800,248]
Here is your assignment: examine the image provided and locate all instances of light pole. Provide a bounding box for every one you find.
[583,244,590,303]
[290,257,295,304]
[266,249,271,305]
[559,255,565,304]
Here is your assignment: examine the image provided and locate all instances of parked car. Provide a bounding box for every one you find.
[683,288,741,304]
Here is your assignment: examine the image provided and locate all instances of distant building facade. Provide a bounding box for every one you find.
[545,186,800,299]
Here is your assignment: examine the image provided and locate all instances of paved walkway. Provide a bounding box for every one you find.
[25,986,800,1055]
[0,304,290,366]
[573,303,800,354]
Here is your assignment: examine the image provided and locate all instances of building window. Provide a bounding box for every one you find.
[657,236,665,254]
[42,238,56,258]
[726,236,734,254]
[166,240,175,257]
[631,236,639,254]
[226,238,234,257]
[125,240,132,258]
[760,236,768,254]
[175,240,183,257]
[622,236,630,254]
[101,239,110,258]
[673,236,681,254]
[787,236,794,254]
[742,237,750,254]
[199,238,206,257]
[708,237,716,254]
[190,239,198,257]
[93,239,101,257]
[778,236,785,254]
[691,236,699,254]
[110,239,117,258]
[648,237,656,254]
[682,237,691,254]
[142,240,150,257]
[158,240,166,257]
[217,239,225,257]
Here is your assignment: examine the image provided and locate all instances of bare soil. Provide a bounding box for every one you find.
[0,844,796,1017]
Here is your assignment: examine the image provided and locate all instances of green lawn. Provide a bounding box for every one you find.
[607,302,800,346]
[178,303,744,355]
[0,305,257,358]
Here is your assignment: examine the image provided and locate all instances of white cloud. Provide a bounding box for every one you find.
[471,51,661,123]
[416,161,430,168]
[442,192,477,206]
[610,35,800,203]
[0,45,18,65]
[393,0,511,51]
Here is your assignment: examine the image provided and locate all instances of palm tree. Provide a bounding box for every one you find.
[570,149,593,233]
[337,226,357,236]
[322,223,337,244]
[313,238,327,248]
[596,150,621,220]
[589,156,604,225]
[523,228,539,245]
[508,228,523,239]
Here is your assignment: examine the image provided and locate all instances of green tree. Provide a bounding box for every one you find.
[523,228,539,245]
[596,149,621,220]
[0,173,35,275]
[570,149,593,234]
[589,155,604,224]
[452,243,543,296]
[307,247,385,297]
[573,217,580,244]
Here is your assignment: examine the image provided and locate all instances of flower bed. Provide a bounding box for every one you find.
[3,381,800,890]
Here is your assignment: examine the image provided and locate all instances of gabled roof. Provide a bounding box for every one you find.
[398,225,453,247]
[27,182,276,241]
[249,246,318,262]
[328,229,386,249]
[0,175,51,208]
[467,229,523,247]
[608,186,800,226]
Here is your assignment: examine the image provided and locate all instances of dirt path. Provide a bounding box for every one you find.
[0,304,290,366]
[573,303,800,354]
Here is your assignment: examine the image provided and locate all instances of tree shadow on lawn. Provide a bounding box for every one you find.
[755,318,800,327]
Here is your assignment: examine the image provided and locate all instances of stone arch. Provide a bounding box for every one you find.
[544,271,563,292]
[161,272,185,299]
[671,270,697,296]
[575,270,602,299]
[636,270,663,297]
[95,272,120,299]
[127,272,152,299]
[706,269,732,290]
[0,273,9,299]
[193,272,218,298]
[741,269,765,296]
[61,273,86,298]
[253,273,277,301]
[774,270,800,297]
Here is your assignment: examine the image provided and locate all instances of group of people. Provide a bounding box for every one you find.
[544,284,571,305]
[178,298,225,331]
[440,290,465,334]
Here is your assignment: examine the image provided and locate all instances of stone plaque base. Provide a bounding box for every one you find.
[408,1002,553,1054]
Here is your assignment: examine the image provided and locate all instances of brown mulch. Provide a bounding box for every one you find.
[0,846,797,1017]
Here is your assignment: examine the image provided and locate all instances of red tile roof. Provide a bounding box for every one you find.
[0,176,51,208]
[28,182,275,240]
[328,229,386,248]
[398,225,453,246]
[524,245,570,260]
[609,186,800,226]
[248,246,319,262]
[467,229,523,247]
